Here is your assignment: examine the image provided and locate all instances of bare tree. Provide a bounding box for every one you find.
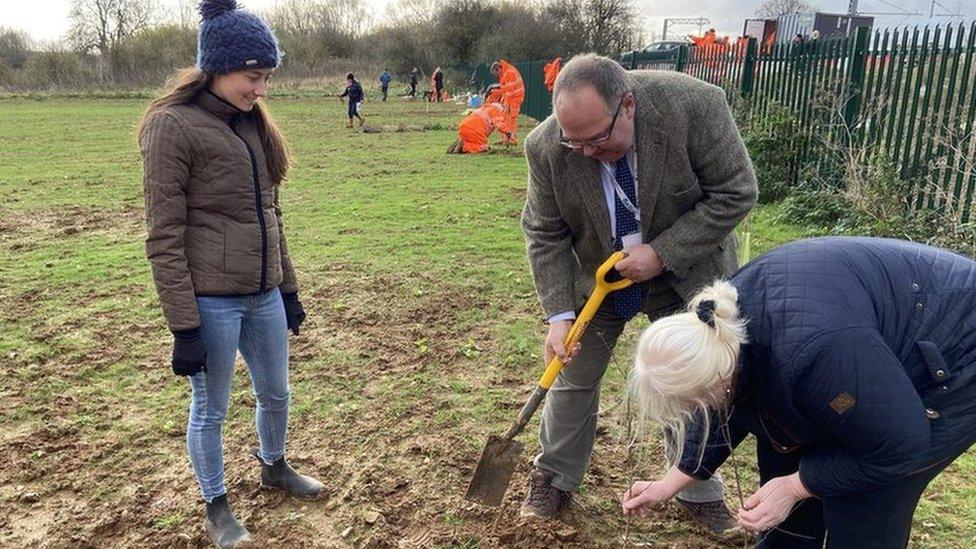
[68,0,158,55]
[265,0,372,40]
[68,0,158,83]
[263,0,372,75]
[756,0,813,18]
[171,0,198,30]
[384,0,440,28]
[542,0,642,57]
[586,0,642,54]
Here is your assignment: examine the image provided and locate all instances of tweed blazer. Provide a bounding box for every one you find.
[520,70,758,317]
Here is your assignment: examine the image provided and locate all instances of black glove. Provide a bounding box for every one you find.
[172,326,207,377]
[281,292,306,336]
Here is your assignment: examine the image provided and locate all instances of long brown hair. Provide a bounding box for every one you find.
[138,67,291,185]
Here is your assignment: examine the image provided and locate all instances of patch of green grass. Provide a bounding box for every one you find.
[153,512,185,530]
[90,483,118,503]
[443,510,464,528]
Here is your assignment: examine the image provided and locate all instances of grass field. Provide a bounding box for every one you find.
[1,93,973,547]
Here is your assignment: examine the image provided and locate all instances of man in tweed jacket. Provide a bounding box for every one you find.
[519,54,757,528]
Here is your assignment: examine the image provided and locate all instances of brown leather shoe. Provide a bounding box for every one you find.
[675,498,737,533]
[519,468,573,519]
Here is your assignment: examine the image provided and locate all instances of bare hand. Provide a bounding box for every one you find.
[614,244,663,283]
[544,320,578,364]
[737,473,812,533]
[621,480,671,516]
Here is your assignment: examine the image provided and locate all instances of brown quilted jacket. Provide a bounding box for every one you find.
[140,90,297,331]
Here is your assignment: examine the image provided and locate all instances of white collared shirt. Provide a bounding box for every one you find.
[549,147,639,324]
[598,146,639,238]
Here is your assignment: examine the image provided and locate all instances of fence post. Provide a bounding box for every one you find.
[675,45,689,73]
[630,50,638,70]
[741,37,759,97]
[844,26,870,130]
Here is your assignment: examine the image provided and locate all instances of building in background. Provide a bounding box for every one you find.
[743,18,777,48]
[776,12,874,43]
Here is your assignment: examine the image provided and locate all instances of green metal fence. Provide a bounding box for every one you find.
[514,21,976,222]
[465,62,495,93]
[636,23,976,222]
[517,60,553,123]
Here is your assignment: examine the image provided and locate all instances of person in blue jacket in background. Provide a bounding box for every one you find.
[379,68,392,101]
[621,237,976,548]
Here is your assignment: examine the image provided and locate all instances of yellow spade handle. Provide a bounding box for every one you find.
[537,251,633,389]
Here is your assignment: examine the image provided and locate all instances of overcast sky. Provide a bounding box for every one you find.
[3,0,975,46]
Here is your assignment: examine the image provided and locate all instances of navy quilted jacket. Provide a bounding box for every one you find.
[678,237,976,498]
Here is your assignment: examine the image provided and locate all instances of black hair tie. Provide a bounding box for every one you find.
[696,300,717,328]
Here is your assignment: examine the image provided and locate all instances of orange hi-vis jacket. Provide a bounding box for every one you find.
[543,58,561,92]
[458,102,506,153]
[496,60,524,136]
[689,30,719,46]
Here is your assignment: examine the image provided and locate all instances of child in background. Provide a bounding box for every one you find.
[339,73,365,127]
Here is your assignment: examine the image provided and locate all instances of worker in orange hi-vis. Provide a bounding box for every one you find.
[688,28,719,47]
[491,60,525,146]
[543,57,562,93]
[763,30,777,53]
[449,101,508,154]
[735,35,750,56]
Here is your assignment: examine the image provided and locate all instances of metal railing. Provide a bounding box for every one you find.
[557,22,976,222]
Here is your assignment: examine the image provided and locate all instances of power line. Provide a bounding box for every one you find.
[929,0,963,17]
[661,17,711,41]
[849,0,961,17]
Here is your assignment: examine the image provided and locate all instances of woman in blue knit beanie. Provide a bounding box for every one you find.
[138,1,323,546]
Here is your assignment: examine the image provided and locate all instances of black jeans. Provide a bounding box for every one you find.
[754,441,963,548]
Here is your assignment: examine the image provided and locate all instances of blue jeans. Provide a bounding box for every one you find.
[187,288,290,502]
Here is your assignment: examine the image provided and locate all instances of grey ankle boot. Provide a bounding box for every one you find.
[204,494,251,548]
[252,449,324,499]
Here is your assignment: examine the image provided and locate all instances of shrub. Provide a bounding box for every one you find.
[737,102,806,204]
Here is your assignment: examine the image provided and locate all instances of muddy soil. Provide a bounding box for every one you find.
[1,257,744,548]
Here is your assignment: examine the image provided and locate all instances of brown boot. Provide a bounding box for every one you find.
[675,498,737,533]
[519,468,572,519]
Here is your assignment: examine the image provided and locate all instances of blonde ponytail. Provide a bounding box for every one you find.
[627,280,748,469]
[688,280,746,349]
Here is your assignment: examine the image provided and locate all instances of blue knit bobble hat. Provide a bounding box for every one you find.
[197,0,281,74]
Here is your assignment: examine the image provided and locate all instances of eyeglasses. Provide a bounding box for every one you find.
[559,98,624,150]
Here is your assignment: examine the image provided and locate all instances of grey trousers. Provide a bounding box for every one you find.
[533,283,725,502]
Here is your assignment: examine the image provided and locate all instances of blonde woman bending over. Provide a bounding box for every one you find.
[623,237,976,549]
